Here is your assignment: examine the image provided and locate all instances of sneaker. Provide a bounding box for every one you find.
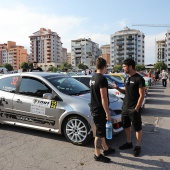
[103,147,115,156]
[94,154,111,163]
[133,146,141,157]
[119,142,133,150]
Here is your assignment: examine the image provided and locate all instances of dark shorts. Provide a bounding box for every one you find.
[121,108,142,132]
[93,114,107,138]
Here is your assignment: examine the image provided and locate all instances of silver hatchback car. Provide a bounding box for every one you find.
[0,72,123,145]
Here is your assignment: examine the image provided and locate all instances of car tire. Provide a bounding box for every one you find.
[63,115,92,146]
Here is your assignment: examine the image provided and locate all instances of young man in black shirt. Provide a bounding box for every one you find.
[114,58,145,157]
[90,57,115,163]
[30,61,43,72]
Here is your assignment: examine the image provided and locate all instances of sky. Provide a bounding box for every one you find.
[0,0,170,64]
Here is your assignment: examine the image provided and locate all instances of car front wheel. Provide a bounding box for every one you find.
[63,116,92,145]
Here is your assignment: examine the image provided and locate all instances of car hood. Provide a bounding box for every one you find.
[75,92,119,103]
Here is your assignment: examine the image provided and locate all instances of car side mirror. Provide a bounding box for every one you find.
[43,93,63,101]
[43,93,53,100]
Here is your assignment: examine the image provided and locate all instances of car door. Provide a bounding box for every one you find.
[0,76,19,122]
[13,76,64,129]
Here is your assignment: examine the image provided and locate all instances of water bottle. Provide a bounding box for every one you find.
[106,120,112,139]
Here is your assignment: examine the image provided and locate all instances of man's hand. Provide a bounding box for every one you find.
[106,114,111,121]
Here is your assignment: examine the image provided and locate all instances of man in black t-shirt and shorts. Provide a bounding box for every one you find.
[90,57,115,163]
[114,58,145,157]
[30,61,43,72]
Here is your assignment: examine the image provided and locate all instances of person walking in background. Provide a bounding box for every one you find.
[160,70,169,87]
[90,57,115,163]
[148,69,152,78]
[154,69,160,84]
[30,61,43,72]
[113,58,145,157]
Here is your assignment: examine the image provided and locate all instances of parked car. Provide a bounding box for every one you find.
[109,73,126,81]
[73,75,146,108]
[73,75,125,100]
[0,72,123,146]
[104,74,124,88]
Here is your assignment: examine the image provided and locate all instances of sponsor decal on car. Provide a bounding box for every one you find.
[32,99,57,109]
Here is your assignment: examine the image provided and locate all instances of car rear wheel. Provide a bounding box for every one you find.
[63,115,92,145]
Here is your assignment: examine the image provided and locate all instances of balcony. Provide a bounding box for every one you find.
[117,56,124,60]
[127,46,134,50]
[117,38,124,41]
[127,37,134,40]
[127,51,134,55]
[117,42,124,46]
[127,41,134,45]
[117,48,124,51]
[116,52,124,55]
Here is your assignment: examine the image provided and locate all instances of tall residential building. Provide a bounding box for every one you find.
[165,30,170,71]
[67,53,71,64]
[100,44,110,65]
[29,28,63,70]
[71,38,101,68]
[155,39,166,63]
[110,27,145,66]
[0,41,27,70]
[62,48,67,63]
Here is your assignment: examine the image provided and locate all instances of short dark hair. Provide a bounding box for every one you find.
[33,61,37,64]
[123,58,136,69]
[96,57,107,69]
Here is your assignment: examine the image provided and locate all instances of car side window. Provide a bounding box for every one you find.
[80,77,90,88]
[0,76,19,93]
[19,77,52,98]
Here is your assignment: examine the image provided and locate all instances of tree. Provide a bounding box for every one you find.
[3,63,13,71]
[28,62,33,69]
[78,63,88,70]
[114,65,122,72]
[20,62,29,69]
[48,66,57,72]
[135,64,145,71]
[154,62,167,71]
[60,62,72,71]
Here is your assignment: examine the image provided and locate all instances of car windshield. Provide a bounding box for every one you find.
[104,74,123,84]
[44,75,90,95]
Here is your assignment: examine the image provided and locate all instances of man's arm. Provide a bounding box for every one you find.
[135,87,145,112]
[100,87,111,121]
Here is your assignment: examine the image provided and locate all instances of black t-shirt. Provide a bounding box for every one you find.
[122,73,145,110]
[90,73,109,115]
[30,67,43,72]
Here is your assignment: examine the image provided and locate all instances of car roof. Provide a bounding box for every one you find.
[72,75,93,78]
[0,72,69,78]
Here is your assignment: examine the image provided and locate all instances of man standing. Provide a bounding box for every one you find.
[30,61,43,72]
[90,57,115,163]
[160,70,169,87]
[114,58,145,157]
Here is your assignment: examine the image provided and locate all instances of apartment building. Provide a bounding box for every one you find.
[165,30,170,71]
[0,41,27,70]
[67,53,71,64]
[62,48,67,63]
[71,38,101,68]
[110,27,145,66]
[29,28,63,70]
[155,39,166,63]
[100,44,110,65]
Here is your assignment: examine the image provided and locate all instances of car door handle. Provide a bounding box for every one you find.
[15,99,22,103]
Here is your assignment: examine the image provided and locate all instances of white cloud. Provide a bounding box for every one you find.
[0,5,87,52]
[145,32,166,64]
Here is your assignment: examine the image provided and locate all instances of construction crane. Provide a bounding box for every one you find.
[132,24,170,27]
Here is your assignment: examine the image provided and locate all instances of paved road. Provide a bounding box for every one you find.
[0,82,170,170]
